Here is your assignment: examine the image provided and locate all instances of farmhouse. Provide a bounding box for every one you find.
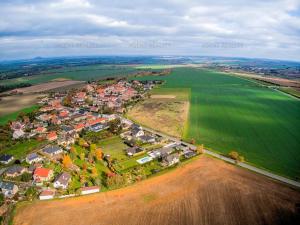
[80,186,100,195]
[5,165,26,177]
[0,181,18,197]
[39,189,55,200]
[26,153,42,164]
[53,172,71,189]
[0,154,14,164]
[42,146,63,156]
[33,168,53,183]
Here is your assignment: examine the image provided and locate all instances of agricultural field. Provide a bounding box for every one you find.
[13,156,300,225]
[0,105,39,125]
[0,93,44,117]
[0,65,138,86]
[127,88,190,138]
[133,68,300,179]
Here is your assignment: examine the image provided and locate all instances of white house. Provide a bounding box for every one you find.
[80,186,100,195]
[53,172,71,189]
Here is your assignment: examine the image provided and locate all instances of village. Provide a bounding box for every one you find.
[0,78,199,217]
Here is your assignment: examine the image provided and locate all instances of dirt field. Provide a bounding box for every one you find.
[0,94,45,116]
[10,80,85,94]
[128,98,189,138]
[151,95,176,99]
[13,155,300,225]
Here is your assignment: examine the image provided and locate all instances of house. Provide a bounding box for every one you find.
[0,154,14,164]
[13,130,25,139]
[26,153,42,164]
[152,147,174,158]
[184,150,197,159]
[0,181,18,197]
[61,125,75,134]
[89,123,108,132]
[80,186,100,195]
[53,172,71,189]
[35,126,46,133]
[39,189,55,200]
[5,165,26,177]
[74,123,85,132]
[33,168,53,183]
[126,147,144,156]
[47,131,57,141]
[162,153,180,166]
[139,135,156,143]
[131,125,144,138]
[42,146,63,156]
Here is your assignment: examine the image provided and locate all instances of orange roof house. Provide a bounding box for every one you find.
[33,168,53,182]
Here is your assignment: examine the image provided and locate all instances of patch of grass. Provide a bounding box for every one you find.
[0,105,39,125]
[98,136,128,161]
[134,68,300,179]
[2,139,43,159]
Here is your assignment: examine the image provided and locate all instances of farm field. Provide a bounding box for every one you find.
[133,68,300,179]
[0,65,138,86]
[0,105,39,125]
[13,156,300,225]
[127,88,190,138]
[0,93,44,117]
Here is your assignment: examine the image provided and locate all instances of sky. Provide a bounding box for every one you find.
[0,0,300,61]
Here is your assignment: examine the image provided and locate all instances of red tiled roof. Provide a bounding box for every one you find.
[34,168,52,178]
[47,131,57,139]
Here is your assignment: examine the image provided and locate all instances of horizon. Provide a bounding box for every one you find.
[0,0,300,61]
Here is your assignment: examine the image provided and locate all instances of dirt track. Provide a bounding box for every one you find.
[14,156,300,225]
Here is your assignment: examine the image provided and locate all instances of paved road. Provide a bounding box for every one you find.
[141,125,300,189]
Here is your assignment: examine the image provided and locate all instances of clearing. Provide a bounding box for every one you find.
[127,88,190,138]
[13,156,300,225]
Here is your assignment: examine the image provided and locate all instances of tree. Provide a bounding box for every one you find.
[229,151,239,160]
[25,187,38,201]
[82,162,87,171]
[70,146,77,155]
[78,138,88,147]
[190,138,196,145]
[80,152,85,161]
[90,143,97,153]
[21,173,32,182]
[91,167,98,177]
[62,154,73,168]
[95,148,103,160]
[196,144,204,154]
[106,174,126,189]
[108,118,122,134]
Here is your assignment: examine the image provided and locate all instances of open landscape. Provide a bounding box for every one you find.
[133,68,300,179]
[13,155,300,225]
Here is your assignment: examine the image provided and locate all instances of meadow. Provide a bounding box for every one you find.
[134,68,300,179]
[0,105,39,125]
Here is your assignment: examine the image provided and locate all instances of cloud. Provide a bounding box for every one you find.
[0,0,299,60]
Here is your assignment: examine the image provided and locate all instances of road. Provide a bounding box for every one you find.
[141,124,300,188]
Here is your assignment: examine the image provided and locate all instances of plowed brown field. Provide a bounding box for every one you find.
[13,156,300,225]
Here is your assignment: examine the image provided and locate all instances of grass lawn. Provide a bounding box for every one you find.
[115,153,149,172]
[0,105,39,125]
[133,68,300,179]
[98,136,128,161]
[2,139,43,159]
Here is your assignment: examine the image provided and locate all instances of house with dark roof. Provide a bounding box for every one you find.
[0,154,14,164]
[53,172,71,189]
[5,165,26,177]
[42,146,63,156]
[0,181,18,197]
[126,147,145,156]
[26,153,43,164]
[139,135,156,143]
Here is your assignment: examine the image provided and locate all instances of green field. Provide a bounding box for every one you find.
[134,68,300,179]
[0,105,38,125]
[0,65,138,86]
